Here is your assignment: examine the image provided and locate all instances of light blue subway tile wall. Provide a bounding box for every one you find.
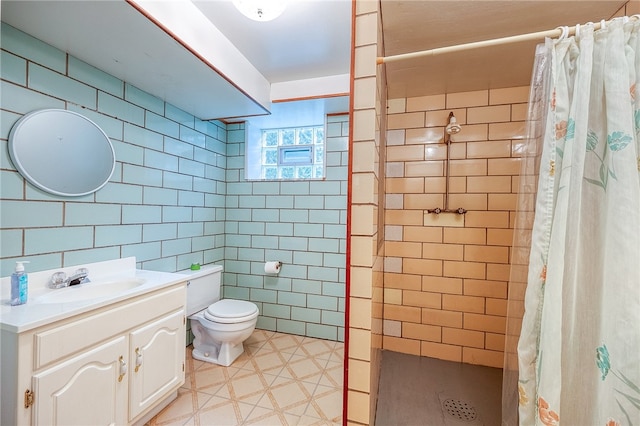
[96,183,143,204]
[112,140,144,166]
[122,163,164,187]
[0,24,226,275]
[166,104,195,128]
[65,203,122,226]
[25,226,95,254]
[143,223,178,242]
[178,158,205,177]
[1,79,66,114]
[166,139,190,162]
[1,23,66,74]
[124,123,164,151]
[146,111,179,139]
[223,114,349,342]
[69,105,125,140]
[98,92,145,126]
[95,225,142,247]
[122,205,162,224]
[28,63,97,109]
[0,170,25,199]
[68,56,123,98]
[178,222,205,238]
[0,112,21,154]
[1,51,27,85]
[64,247,122,268]
[161,238,192,257]
[145,149,179,172]
[307,323,338,341]
[1,230,23,258]
[125,83,164,115]
[180,126,206,148]
[164,171,194,191]
[277,319,306,336]
[195,148,217,168]
[1,201,63,228]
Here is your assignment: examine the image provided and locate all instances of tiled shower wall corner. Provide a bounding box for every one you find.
[223,115,349,342]
[382,87,530,369]
[347,1,385,425]
[0,23,225,276]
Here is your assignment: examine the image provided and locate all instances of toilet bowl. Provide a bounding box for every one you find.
[180,265,259,366]
[190,299,259,366]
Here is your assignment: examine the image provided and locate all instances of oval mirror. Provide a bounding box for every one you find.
[8,109,116,197]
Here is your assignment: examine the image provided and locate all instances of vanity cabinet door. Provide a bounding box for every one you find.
[128,309,185,421]
[32,336,128,426]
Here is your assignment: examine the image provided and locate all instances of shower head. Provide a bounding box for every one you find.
[445,114,462,135]
[444,112,462,144]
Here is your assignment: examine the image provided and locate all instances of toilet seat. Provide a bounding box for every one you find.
[204,299,259,324]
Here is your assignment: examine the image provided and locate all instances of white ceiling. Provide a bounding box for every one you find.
[0,0,629,121]
[192,0,352,84]
[380,1,627,99]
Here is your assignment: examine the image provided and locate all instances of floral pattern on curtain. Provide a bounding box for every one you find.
[517,19,640,426]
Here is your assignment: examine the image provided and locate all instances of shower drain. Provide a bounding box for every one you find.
[441,398,478,422]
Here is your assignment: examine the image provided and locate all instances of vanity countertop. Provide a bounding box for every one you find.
[0,257,189,333]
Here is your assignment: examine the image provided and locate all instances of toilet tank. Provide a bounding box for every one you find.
[178,264,223,316]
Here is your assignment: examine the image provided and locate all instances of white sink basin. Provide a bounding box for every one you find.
[35,278,146,304]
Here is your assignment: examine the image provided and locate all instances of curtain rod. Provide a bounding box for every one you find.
[376,18,633,65]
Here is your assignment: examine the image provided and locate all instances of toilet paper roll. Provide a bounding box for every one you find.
[264,261,282,274]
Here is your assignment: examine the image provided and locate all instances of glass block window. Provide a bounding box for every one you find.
[260,126,324,180]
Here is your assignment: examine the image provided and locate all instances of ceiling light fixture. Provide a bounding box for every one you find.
[233,0,287,22]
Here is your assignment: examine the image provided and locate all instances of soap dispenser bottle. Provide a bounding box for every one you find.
[10,261,29,306]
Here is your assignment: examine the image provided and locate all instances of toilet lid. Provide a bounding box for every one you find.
[204,299,258,323]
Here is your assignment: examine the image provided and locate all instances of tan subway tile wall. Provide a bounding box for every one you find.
[348,1,387,424]
[383,87,528,369]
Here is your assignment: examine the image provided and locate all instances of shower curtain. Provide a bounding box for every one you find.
[502,42,550,426]
[512,18,640,425]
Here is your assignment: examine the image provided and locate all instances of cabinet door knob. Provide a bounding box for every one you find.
[135,348,143,373]
[118,356,127,382]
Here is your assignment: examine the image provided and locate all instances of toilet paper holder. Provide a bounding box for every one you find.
[264,261,283,274]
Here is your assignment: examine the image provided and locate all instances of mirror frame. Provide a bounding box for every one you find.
[8,109,116,197]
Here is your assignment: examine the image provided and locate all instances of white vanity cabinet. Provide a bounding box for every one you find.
[1,282,186,426]
[32,336,129,425]
[129,309,185,420]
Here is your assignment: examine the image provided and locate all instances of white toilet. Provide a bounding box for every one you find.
[180,264,259,366]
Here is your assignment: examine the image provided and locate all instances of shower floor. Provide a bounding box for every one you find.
[375,351,503,426]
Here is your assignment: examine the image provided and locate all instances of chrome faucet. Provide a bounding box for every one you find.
[49,268,90,289]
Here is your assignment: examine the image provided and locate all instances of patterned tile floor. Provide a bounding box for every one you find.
[148,329,344,426]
